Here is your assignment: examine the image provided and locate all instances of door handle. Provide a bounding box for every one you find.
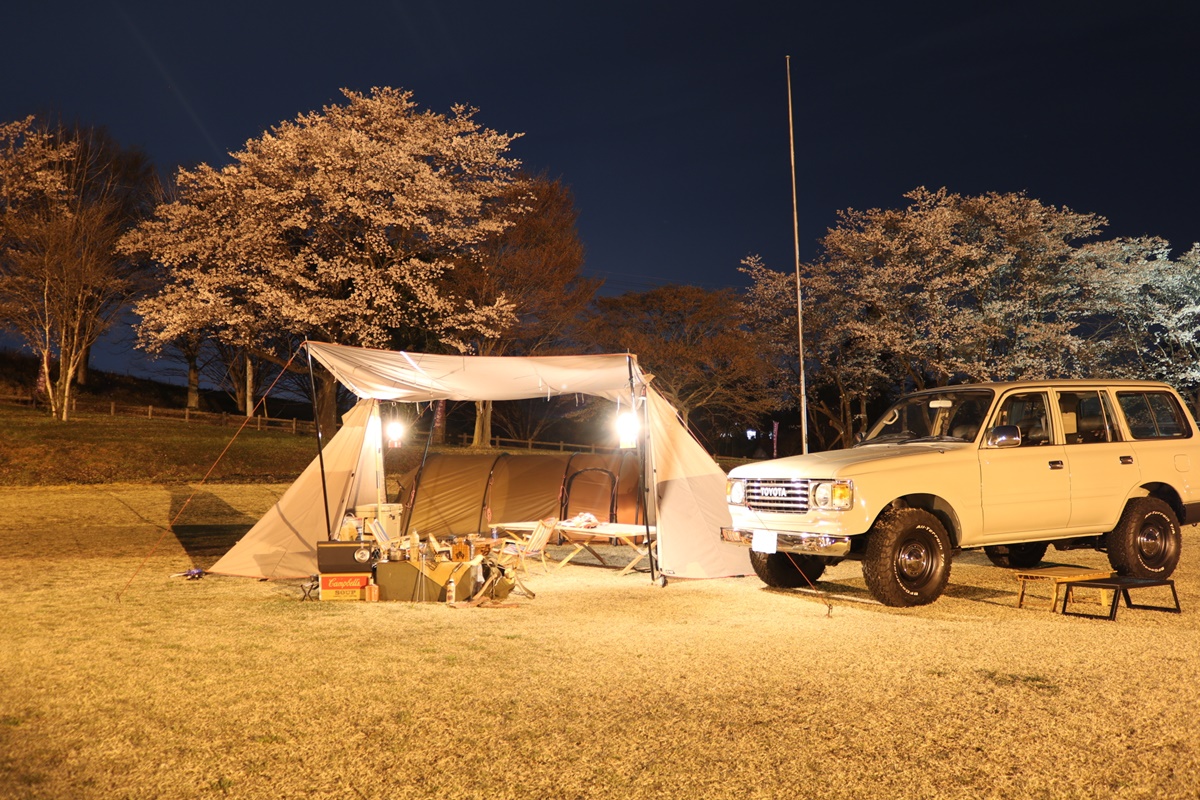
[1120,455,1134,465]
[1049,460,1064,470]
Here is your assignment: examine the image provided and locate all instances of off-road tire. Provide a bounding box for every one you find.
[1105,497,1182,578]
[983,542,1049,569]
[748,550,827,588]
[862,508,952,607]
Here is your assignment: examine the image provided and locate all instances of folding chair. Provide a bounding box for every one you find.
[497,517,558,574]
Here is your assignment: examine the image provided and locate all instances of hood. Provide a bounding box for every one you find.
[729,441,972,480]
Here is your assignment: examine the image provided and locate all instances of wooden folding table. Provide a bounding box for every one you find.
[1013,566,1116,611]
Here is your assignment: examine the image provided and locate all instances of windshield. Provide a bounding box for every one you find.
[860,388,995,445]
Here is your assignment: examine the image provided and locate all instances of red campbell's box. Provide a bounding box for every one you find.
[320,573,370,601]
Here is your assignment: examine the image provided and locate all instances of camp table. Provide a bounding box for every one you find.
[498,521,657,575]
[555,522,657,575]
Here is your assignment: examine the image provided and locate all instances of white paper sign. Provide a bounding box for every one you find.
[751,530,777,554]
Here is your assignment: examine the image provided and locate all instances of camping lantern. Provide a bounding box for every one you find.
[617,410,639,449]
[386,420,405,448]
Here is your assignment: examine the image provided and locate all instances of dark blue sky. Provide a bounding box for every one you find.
[4,1,1200,372]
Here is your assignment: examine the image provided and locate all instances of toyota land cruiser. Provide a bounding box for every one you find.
[721,380,1196,606]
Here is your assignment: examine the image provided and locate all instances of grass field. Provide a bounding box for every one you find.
[2,483,1199,799]
[0,406,321,485]
[0,404,452,487]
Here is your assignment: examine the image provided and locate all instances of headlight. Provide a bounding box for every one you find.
[727,479,746,505]
[812,480,853,510]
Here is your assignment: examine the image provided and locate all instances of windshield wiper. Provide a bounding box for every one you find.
[856,432,918,446]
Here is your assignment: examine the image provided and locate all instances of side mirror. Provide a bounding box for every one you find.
[986,425,1022,448]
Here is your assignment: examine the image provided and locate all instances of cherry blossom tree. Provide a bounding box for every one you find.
[740,254,887,450]
[1075,237,1200,414]
[818,187,1105,389]
[122,88,523,430]
[743,188,1109,447]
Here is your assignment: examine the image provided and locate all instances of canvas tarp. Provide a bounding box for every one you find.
[209,342,750,580]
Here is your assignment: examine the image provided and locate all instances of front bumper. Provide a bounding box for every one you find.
[720,527,853,558]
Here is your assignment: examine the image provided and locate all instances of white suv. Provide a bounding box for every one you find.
[721,380,1195,606]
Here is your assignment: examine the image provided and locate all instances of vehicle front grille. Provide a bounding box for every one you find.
[744,479,810,513]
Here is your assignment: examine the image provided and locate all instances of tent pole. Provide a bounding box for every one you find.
[305,342,333,541]
[476,452,508,534]
[402,404,438,537]
[628,356,659,583]
[559,452,580,522]
[374,400,386,510]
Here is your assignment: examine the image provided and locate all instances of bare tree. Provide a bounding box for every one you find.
[581,284,778,438]
[453,174,599,445]
[0,119,157,420]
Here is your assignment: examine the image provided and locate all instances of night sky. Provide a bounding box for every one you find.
[5,1,1200,370]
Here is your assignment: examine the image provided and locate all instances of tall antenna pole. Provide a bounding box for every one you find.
[787,55,809,454]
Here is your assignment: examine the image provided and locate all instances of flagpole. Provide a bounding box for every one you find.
[786,55,809,454]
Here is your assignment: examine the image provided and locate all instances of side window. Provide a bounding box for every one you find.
[991,392,1052,446]
[947,398,988,441]
[1057,391,1120,444]
[1117,392,1193,440]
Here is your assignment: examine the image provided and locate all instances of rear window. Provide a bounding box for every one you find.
[1116,391,1192,440]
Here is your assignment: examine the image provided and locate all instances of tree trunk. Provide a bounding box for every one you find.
[315,375,339,445]
[472,399,493,447]
[433,399,446,444]
[232,359,247,414]
[53,358,78,422]
[244,352,255,417]
[76,343,90,386]
[39,354,55,419]
[186,353,200,411]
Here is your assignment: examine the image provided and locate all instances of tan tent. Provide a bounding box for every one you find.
[398,451,642,536]
[209,342,750,580]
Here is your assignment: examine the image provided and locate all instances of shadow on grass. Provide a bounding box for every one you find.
[764,582,882,606]
[765,579,1015,609]
[168,487,258,569]
[941,583,1014,603]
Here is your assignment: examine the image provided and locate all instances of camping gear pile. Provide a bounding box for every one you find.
[314,508,542,604]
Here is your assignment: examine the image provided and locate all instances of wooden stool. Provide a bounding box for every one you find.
[1014,566,1116,611]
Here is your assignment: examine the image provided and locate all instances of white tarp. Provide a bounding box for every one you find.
[209,342,750,580]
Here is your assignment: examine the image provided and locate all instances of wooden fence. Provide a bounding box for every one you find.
[0,394,318,435]
[0,394,624,453]
[453,433,619,454]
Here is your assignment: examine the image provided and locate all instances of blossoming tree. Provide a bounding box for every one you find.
[122,87,523,430]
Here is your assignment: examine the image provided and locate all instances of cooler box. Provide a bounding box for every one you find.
[356,503,403,540]
[317,542,374,573]
[320,573,370,601]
